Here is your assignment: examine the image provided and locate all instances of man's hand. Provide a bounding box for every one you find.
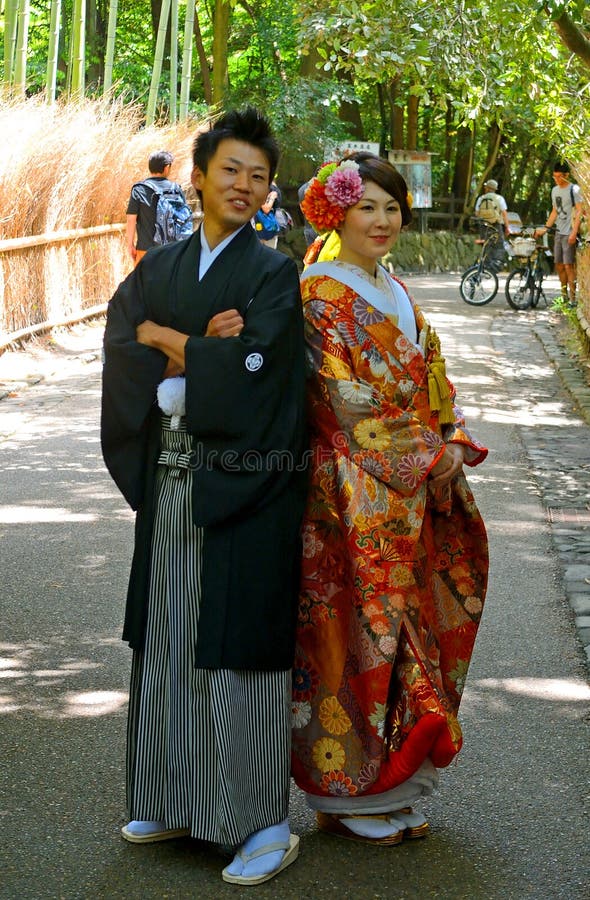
[568,232,578,245]
[136,319,161,347]
[136,320,186,375]
[429,443,465,487]
[205,309,244,338]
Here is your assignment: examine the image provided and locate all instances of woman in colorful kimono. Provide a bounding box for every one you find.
[292,153,489,845]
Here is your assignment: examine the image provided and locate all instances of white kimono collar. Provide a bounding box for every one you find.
[301,261,418,346]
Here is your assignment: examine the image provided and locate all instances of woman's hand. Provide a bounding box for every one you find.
[205,309,244,338]
[429,443,465,487]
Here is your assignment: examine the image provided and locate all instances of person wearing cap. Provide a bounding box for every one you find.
[535,161,583,305]
[474,179,510,272]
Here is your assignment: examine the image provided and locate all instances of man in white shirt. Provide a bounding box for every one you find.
[475,179,510,272]
[536,161,583,305]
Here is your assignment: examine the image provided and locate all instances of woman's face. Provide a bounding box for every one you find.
[338,181,403,274]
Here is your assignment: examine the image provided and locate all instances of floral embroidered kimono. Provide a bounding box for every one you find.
[291,261,489,804]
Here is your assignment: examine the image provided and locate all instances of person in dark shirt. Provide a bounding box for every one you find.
[102,108,306,886]
[125,150,187,266]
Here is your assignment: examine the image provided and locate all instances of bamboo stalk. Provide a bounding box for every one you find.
[146,0,172,125]
[103,0,119,94]
[3,0,20,87]
[13,0,31,98]
[179,0,196,120]
[170,0,178,122]
[71,0,86,97]
[46,0,62,102]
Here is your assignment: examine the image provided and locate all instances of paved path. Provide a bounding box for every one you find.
[0,277,589,899]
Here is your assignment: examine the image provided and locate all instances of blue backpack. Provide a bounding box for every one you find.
[254,208,281,240]
[149,183,193,244]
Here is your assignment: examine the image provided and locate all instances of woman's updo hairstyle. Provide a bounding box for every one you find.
[345,151,412,227]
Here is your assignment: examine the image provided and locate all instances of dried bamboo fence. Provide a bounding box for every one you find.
[0,224,127,347]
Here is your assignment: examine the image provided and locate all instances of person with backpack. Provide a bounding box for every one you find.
[253,179,282,248]
[126,150,193,267]
[474,179,510,272]
[535,161,584,305]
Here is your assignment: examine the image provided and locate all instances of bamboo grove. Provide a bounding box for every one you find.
[0,1,589,215]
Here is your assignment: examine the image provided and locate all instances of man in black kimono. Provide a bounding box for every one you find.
[101,108,307,886]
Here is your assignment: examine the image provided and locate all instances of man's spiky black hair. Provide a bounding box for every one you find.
[192,107,279,182]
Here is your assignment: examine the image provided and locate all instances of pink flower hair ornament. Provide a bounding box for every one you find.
[301,160,365,234]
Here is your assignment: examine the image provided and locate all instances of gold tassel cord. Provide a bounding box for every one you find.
[426,330,455,425]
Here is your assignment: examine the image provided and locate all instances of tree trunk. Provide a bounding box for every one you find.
[520,157,552,221]
[387,76,404,149]
[420,92,434,149]
[452,124,475,224]
[193,5,212,106]
[86,0,106,88]
[406,91,419,150]
[299,45,322,77]
[473,123,502,203]
[337,70,364,139]
[376,83,388,156]
[552,11,590,68]
[212,0,231,106]
[440,104,453,195]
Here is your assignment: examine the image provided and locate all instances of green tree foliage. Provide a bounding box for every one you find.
[0,0,588,215]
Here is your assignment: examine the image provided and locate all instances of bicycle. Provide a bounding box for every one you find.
[505,229,554,310]
[459,220,503,306]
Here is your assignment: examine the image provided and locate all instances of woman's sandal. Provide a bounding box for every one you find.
[395,807,430,839]
[221,833,299,885]
[316,812,403,846]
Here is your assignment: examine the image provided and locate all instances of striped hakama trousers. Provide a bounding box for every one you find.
[126,415,291,847]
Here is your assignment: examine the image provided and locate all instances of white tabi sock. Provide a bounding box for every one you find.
[391,809,428,829]
[339,816,404,839]
[225,819,290,879]
[124,820,168,836]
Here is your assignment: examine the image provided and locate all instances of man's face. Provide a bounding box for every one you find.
[191,139,270,240]
[553,170,569,188]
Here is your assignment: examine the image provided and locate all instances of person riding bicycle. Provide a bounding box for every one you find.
[475,179,510,273]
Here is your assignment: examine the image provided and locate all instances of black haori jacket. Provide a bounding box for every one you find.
[101,226,308,670]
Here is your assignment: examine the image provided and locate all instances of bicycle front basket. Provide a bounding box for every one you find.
[510,237,536,257]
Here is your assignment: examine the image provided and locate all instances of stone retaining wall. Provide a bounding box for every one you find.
[280,227,478,273]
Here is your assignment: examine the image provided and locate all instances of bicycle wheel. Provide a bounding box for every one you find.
[460,265,499,306]
[505,267,534,310]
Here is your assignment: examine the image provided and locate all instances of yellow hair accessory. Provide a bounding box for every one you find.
[406,191,413,210]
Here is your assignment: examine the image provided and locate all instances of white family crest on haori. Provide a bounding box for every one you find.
[245,352,264,372]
